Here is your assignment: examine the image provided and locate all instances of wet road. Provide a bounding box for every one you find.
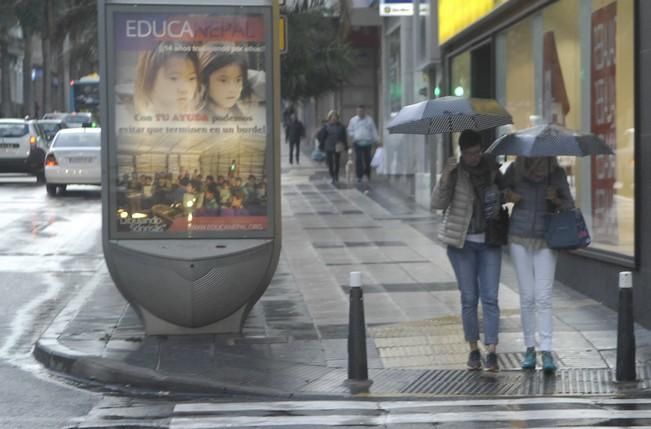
[0,175,101,428]
[2,174,651,429]
[69,396,651,428]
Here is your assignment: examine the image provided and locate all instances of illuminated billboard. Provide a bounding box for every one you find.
[109,8,272,238]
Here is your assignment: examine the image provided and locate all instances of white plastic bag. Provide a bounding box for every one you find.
[370,147,384,168]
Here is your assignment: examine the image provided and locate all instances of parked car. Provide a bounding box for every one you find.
[0,118,48,181]
[35,119,68,145]
[44,127,101,196]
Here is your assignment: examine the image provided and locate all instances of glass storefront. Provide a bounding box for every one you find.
[495,0,635,257]
[449,51,471,158]
[386,28,402,115]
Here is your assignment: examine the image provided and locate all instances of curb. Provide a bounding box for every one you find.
[33,337,320,399]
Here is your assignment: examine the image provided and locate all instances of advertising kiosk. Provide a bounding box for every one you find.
[98,0,281,334]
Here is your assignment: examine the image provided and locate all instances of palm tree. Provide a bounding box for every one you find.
[15,0,43,116]
[0,0,17,116]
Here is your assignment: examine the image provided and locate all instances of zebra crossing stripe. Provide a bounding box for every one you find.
[174,397,651,413]
[170,409,651,428]
[170,399,651,428]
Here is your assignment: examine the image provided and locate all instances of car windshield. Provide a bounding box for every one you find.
[0,123,28,137]
[38,122,63,140]
[53,132,100,148]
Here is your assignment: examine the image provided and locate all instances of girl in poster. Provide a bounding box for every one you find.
[133,41,203,116]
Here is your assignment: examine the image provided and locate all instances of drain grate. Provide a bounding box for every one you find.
[401,366,651,396]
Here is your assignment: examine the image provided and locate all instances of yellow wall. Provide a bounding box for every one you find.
[439,0,499,44]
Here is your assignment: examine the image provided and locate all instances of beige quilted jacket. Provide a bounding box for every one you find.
[431,166,475,249]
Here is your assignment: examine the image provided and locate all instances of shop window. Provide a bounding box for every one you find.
[495,0,635,257]
[386,29,402,115]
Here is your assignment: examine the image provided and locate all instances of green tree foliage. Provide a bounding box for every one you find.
[280,8,356,102]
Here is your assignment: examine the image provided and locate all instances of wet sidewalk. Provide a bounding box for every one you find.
[34,144,651,398]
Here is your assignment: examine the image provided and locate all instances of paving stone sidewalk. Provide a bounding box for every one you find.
[34,144,651,398]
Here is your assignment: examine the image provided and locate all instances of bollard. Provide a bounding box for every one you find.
[347,271,368,382]
[616,271,636,382]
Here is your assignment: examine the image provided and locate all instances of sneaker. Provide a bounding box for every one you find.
[521,347,536,370]
[485,352,499,372]
[467,350,481,370]
[542,351,557,374]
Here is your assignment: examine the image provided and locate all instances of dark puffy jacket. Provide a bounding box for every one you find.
[317,122,348,152]
[504,164,574,238]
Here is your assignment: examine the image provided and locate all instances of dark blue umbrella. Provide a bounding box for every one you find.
[485,124,614,157]
[386,96,513,134]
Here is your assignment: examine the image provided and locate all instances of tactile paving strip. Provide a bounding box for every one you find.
[400,366,651,396]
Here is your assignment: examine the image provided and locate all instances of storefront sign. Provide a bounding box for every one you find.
[380,0,414,16]
[112,11,270,237]
[438,0,501,44]
[542,31,569,126]
[591,2,618,244]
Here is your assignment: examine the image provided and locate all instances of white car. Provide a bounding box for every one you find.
[44,127,101,196]
[0,118,48,181]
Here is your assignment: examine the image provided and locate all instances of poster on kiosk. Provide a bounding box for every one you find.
[99,0,281,335]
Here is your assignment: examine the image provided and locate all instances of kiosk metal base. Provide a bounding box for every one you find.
[139,304,247,335]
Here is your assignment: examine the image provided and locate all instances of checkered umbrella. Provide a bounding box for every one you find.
[485,124,614,157]
[386,96,513,135]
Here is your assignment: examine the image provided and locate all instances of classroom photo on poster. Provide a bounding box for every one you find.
[112,12,269,235]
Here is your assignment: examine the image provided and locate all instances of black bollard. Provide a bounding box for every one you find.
[347,271,368,381]
[616,271,636,382]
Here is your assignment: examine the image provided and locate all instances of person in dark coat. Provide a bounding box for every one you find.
[316,110,348,184]
[285,113,305,165]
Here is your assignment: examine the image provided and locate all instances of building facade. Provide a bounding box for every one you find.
[379,0,442,208]
[438,0,651,326]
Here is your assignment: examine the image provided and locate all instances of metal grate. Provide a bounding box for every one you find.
[401,366,651,396]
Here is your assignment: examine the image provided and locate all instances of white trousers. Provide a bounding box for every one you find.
[509,243,558,351]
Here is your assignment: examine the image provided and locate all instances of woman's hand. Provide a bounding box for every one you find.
[545,187,562,206]
[440,157,457,185]
[504,189,522,204]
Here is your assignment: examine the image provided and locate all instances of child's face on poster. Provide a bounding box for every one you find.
[151,56,198,113]
[208,64,243,109]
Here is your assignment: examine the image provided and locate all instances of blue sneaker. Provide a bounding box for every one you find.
[521,347,536,370]
[485,352,499,372]
[542,351,557,374]
[467,350,481,370]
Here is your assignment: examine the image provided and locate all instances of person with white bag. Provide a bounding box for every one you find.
[347,105,379,183]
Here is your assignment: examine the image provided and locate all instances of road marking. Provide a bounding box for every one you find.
[175,397,651,413]
[170,409,651,428]
[0,272,65,360]
[170,399,651,428]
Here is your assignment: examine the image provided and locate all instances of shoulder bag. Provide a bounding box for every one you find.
[544,208,591,250]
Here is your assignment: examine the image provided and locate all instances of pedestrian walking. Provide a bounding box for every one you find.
[502,156,574,373]
[316,110,348,184]
[285,113,305,165]
[431,130,506,372]
[347,105,379,183]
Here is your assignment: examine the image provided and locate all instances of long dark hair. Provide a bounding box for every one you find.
[200,53,252,101]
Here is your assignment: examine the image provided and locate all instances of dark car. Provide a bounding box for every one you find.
[0,118,48,181]
[35,119,68,144]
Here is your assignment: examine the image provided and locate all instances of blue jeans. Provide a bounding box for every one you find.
[447,241,502,345]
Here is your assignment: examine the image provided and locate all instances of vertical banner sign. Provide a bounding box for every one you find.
[591,2,618,244]
[113,12,269,236]
[542,32,569,126]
